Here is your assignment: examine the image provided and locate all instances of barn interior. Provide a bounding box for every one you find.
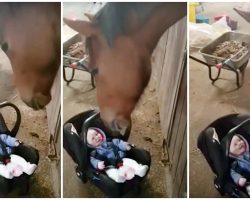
[63,2,187,198]
[189,2,250,197]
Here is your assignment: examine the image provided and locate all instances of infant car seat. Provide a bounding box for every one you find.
[197,113,250,198]
[63,110,151,197]
[0,101,39,196]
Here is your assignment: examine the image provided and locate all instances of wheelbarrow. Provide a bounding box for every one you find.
[63,34,95,88]
[190,32,250,88]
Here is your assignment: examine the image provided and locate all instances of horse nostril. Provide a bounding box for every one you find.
[113,120,122,131]
[23,100,32,108]
[35,93,51,107]
[111,119,128,136]
[30,98,44,110]
[1,42,8,52]
[22,98,41,110]
[23,94,51,110]
[41,95,51,106]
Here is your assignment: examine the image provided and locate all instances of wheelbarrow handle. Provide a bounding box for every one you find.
[63,55,80,61]
[189,55,209,66]
[216,57,234,69]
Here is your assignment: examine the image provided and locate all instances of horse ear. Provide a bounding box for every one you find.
[63,18,98,37]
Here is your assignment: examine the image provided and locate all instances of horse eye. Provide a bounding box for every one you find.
[1,42,8,52]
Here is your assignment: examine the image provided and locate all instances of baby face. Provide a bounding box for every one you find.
[229,135,246,156]
[87,129,103,147]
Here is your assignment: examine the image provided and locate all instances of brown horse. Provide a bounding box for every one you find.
[0,3,60,109]
[64,3,186,136]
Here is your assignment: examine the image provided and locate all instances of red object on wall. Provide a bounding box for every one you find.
[214,15,230,23]
[214,14,238,30]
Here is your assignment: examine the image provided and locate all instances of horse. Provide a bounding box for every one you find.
[64,3,186,137]
[0,3,60,110]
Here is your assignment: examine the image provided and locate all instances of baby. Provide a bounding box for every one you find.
[0,134,37,179]
[229,134,250,195]
[87,127,149,183]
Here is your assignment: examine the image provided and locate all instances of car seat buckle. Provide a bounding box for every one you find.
[75,166,88,183]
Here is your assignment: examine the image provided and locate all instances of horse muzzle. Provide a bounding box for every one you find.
[23,93,51,110]
[109,118,131,139]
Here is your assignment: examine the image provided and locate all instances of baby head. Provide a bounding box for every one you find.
[229,135,247,157]
[87,128,105,148]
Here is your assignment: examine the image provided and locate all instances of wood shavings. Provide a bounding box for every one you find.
[212,41,248,59]
[66,42,85,58]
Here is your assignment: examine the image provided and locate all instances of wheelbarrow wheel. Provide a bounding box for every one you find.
[63,67,75,85]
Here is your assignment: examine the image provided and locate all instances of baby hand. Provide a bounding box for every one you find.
[97,161,105,170]
[239,177,247,187]
[14,140,20,147]
[126,144,131,151]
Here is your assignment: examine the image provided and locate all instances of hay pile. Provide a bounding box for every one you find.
[212,41,247,59]
[66,42,85,58]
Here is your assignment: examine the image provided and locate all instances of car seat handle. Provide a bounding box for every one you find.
[227,118,250,135]
[0,101,21,137]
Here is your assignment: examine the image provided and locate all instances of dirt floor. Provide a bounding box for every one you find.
[0,50,55,197]
[63,2,171,197]
[189,2,250,198]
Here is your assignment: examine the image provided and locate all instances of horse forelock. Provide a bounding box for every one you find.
[93,2,160,47]
[84,2,161,68]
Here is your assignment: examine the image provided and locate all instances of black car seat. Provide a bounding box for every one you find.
[197,114,250,198]
[63,110,151,197]
[0,101,39,196]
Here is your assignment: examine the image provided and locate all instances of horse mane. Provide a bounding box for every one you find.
[3,3,30,16]
[3,3,59,16]
[93,2,160,46]
[7,3,22,12]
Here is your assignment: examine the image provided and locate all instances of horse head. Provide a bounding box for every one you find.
[0,3,60,110]
[64,3,186,136]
